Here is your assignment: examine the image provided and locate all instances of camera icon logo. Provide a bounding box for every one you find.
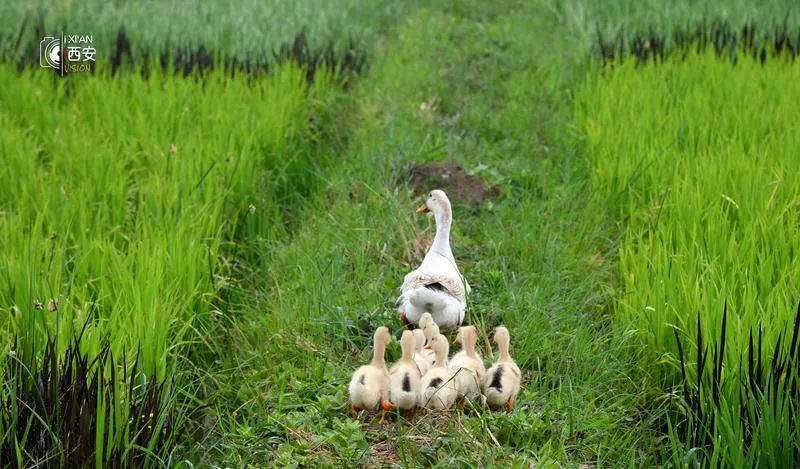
[40,37,61,69]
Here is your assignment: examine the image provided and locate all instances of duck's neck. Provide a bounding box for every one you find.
[435,346,448,368]
[402,344,414,362]
[498,338,511,362]
[371,342,386,368]
[430,206,453,259]
[465,336,478,359]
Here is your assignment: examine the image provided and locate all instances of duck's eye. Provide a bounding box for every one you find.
[428,192,432,197]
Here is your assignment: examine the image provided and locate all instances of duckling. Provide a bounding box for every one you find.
[348,326,392,423]
[418,333,458,410]
[419,312,440,366]
[483,326,521,412]
[386,330,422,418]
[419,312,436,336]
[449,325,486,405]
[412,329,431,376]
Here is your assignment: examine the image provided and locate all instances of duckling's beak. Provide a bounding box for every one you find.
[423,342,432,349]
[453,337,461,345]
[416,203,430,213]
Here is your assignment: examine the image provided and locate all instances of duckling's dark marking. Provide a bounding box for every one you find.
[489,365,504,390]
[511,367,520,378]
[429,377,443,389]
[425,282,445,292]
[402,373,411,392]
[358,374,366,385]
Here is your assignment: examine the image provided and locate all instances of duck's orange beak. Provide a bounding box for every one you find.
[416,203,430,213]
[423,342,432,349]
[453,337,461,345]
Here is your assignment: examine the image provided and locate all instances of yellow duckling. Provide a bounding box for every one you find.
[412,329,431,376]
[386,330,422,418]
[449,325,486,405]
[483,326,521,412]
[418,333,458,410]
[419,312,440,367]
[348,326,393,423]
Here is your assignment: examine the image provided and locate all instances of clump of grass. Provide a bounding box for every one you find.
[0,323,180,467]
[670,302,800,466]
[595,20,800,64]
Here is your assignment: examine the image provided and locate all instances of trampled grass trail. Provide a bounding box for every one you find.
[2,0,799,465]
[199,0,660,465]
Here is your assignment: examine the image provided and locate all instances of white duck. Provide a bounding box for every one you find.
[386,330,422,416]
[449,325,486,404]
[348,326,393,423]
[484,326,522,412]
[396,190,468,330]
[418,333,458,410]
[412,329,431,376]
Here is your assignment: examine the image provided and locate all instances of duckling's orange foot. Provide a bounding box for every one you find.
[378,400,395,425]
[351,403,358,420]
[507,397,515,413]
[381,400,396,411]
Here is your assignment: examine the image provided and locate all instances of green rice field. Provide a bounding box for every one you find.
[1,0,799,466]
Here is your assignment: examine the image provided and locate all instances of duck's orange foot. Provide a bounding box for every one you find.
[381,400,396,411]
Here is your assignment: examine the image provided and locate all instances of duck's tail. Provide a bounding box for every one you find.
[396,286,458,326]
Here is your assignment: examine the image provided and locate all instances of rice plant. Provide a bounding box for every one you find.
[0,323,180,467]
[0,0,418,73]
[578,49,800,464]
[670,301,800,466]
[556,0,800,53]
[0,61,344,462]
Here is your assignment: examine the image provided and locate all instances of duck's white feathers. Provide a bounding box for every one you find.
[396,190,468,330]
[401,267,467,300]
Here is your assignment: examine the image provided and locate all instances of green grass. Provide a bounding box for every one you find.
[578,50,800,465]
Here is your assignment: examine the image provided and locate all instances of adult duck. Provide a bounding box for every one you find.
[396,190,468,330]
